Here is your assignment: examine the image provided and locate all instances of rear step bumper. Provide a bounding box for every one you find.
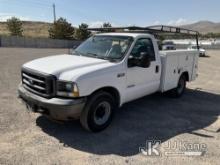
[18,84,86,121]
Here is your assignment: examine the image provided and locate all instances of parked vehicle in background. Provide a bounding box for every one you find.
[188,45,206,57]
[18,26,199,132]
[162,40,176,50]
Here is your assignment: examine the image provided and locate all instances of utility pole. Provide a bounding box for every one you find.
[53,3,56,22]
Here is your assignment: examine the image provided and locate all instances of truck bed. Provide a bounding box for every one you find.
[159,50,199,92]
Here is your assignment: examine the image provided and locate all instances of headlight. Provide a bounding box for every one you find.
[57,81,79,97]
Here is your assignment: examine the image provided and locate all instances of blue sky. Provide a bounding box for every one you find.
[0,0,219,27]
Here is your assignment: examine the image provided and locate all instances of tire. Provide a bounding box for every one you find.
[168,74,186,98]
[80,91,116,132]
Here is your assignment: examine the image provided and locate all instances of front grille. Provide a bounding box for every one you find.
[22,68,56,98]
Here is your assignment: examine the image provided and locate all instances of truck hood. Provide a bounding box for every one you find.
[23,54,110,76]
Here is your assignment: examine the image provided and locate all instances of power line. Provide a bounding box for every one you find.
[0,0,56,22]
[11,0,51,7]
[0,0,51,8]
[25,0,51,6]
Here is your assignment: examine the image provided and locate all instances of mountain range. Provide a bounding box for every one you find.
[181,21,220,34]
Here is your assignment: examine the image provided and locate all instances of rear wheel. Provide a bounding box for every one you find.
[168,74,186,98]
[80,91,116,132]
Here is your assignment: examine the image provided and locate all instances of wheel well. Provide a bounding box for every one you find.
[182,72,189,81]
[91,87,120,107]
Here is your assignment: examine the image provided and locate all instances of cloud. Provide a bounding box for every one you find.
[167,18,190,26]
[0,13,30,21]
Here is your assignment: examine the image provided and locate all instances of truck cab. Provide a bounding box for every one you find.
[18,26,199,132]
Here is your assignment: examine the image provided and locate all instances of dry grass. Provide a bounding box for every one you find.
[0,21,51,38]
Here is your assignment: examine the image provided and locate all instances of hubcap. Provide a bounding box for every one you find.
[94,101,111,125]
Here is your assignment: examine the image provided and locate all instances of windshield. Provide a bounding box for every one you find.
[73,35,133,61]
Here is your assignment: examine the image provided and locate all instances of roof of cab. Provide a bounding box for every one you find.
[95,32,153,38]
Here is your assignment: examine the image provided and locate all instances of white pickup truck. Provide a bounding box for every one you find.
[18,26,199,132]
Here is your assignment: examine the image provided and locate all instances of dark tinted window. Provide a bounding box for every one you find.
[130,38,156,61]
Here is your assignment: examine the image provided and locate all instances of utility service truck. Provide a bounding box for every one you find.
[18,26,199,132]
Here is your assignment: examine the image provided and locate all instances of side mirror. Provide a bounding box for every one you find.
[139,52,151,68]
[128,52,151,68]
[128,55,135,67]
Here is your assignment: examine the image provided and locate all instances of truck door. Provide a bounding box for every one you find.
[125,38,161,102]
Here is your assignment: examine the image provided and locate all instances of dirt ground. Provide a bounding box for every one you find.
[0,48,219,165]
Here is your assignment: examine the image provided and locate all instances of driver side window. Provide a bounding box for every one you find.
[130,38,156,61]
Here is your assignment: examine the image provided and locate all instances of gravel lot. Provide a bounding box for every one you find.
[0,48,219,165]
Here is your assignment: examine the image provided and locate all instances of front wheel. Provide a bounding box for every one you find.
[168,74,186,98]
[80,91,116,132]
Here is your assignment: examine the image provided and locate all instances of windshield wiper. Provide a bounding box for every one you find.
[86,52,98,57]
[72,50,83,56]
[86,52,118,62]
[98,56,118,62]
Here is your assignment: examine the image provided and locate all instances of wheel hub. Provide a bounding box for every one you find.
[94,101,111,125]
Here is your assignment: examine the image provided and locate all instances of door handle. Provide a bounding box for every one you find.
[156,65,159,73]
[117,73,125,78]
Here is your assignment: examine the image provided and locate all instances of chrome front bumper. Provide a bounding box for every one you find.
[18,84,86,121]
